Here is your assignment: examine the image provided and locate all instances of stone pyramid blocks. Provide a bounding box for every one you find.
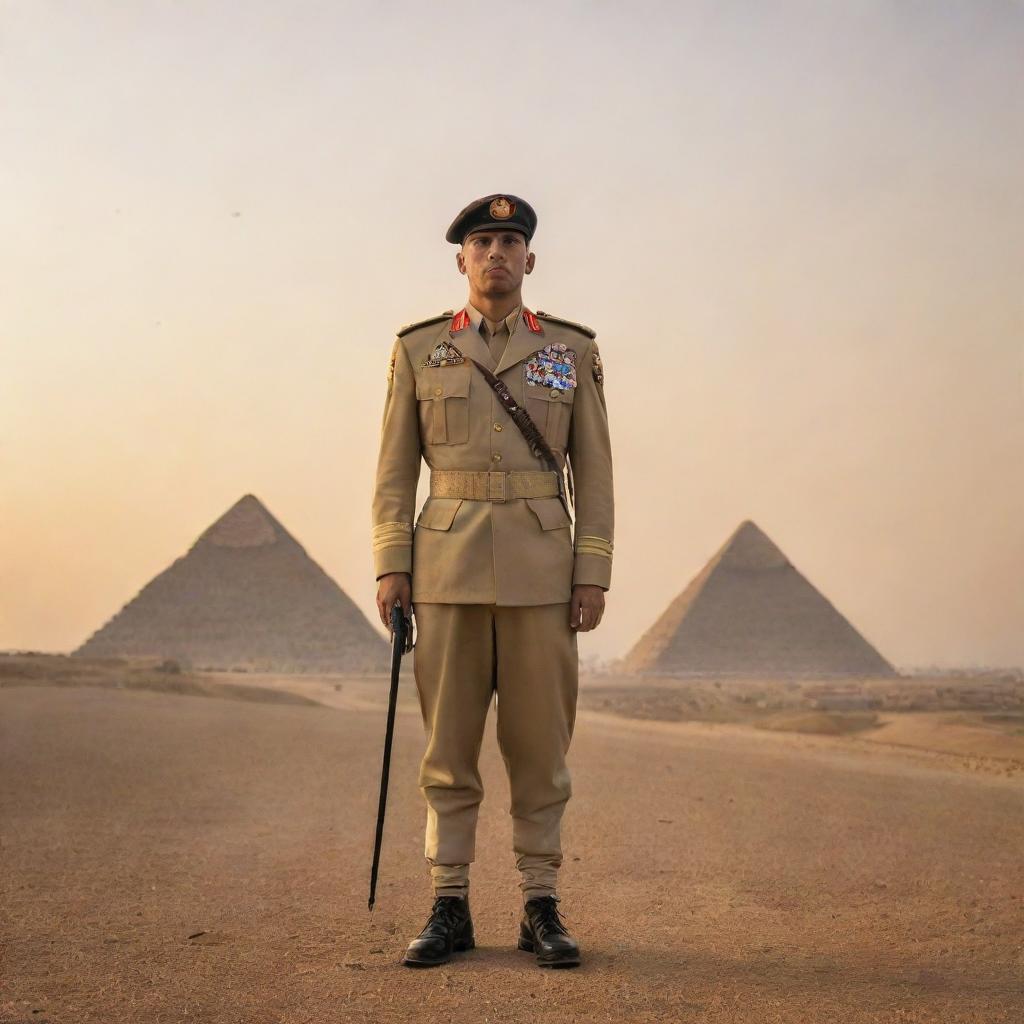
[625,520,895,678]
[75,495,388,674]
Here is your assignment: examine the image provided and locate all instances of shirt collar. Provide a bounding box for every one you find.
[465,301,522,336]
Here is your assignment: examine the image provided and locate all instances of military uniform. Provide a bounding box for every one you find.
[371,198,614,906]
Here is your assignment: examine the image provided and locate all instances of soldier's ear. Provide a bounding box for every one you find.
[525,250,536,275]
[456,250,467,275]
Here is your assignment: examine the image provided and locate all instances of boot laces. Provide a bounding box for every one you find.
[528,896,568,936]
[427,895,466,931]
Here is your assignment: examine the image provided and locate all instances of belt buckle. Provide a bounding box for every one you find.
[486,471,507,502]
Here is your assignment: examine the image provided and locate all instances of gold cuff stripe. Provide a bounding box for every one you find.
[372,522,413,553]
[575,535,614,557]
[372,521,412,536]
[372,538,412,552]
[576,547,613,560]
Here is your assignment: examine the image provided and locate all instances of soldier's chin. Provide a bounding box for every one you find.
[480,274,518,296]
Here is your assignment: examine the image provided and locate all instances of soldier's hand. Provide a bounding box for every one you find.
[570,584,605,632]
[376,572,412,632]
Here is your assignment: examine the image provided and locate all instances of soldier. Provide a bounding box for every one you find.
[371,194,613,968]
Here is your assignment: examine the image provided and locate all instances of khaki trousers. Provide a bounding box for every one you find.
[412,602,579,902]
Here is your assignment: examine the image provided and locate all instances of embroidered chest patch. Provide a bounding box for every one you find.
[525,343,577,390]
[422,340,465,368]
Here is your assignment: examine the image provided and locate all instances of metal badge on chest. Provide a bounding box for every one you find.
[423,340,466,368]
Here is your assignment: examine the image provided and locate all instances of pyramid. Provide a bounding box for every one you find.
[624,520,895,677]
[74,495,389,674]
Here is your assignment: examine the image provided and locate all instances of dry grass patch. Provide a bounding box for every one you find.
[755,710,880,735]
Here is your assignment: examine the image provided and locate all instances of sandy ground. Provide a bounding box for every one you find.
[2,671,1023,1023]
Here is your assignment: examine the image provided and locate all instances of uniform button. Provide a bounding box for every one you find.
[493,423,503,432]
[550,388,560,398]
[491,453,502,462]
[434,387,442,396]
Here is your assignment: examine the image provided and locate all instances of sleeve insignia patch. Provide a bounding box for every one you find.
[525,343,578,390]
[423,340,466,368]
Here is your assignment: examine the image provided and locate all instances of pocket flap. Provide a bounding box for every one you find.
[417,497,463,531]
[525,496,571,531]
[416,368,471,400]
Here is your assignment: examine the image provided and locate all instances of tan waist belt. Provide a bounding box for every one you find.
[429,470,560,502]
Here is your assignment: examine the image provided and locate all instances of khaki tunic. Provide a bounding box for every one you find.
[371,306,614,603]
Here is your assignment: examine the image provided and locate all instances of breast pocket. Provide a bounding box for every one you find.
[524,382,576,452]
[416,367,471,445]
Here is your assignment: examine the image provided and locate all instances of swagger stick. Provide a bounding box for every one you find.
[368,602,410,911]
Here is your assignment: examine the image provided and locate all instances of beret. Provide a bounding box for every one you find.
[445,194,537,245]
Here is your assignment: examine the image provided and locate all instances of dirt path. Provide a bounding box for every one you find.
[2,683,1022,1023]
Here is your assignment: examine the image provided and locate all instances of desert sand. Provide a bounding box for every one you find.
[2,658,1023,1023]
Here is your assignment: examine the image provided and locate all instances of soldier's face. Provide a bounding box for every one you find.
[456,231,535,296]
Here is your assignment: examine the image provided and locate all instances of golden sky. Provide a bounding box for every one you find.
[2,1,1022,668]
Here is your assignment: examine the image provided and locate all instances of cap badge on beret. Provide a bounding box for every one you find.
[445,193,537,244]
[489,197,515,219]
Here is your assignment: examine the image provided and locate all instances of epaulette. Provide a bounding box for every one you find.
[396,310,455,338]
[534,311,596,339]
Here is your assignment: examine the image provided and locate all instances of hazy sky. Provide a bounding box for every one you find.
[3,1,1022,668]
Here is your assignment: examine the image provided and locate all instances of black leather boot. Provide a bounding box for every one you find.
[402,894,475,967]
[518,895,581,968]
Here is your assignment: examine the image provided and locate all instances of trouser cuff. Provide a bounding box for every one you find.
[516,852,560,902]
[522,883,558,903]
[430,862,470,896]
